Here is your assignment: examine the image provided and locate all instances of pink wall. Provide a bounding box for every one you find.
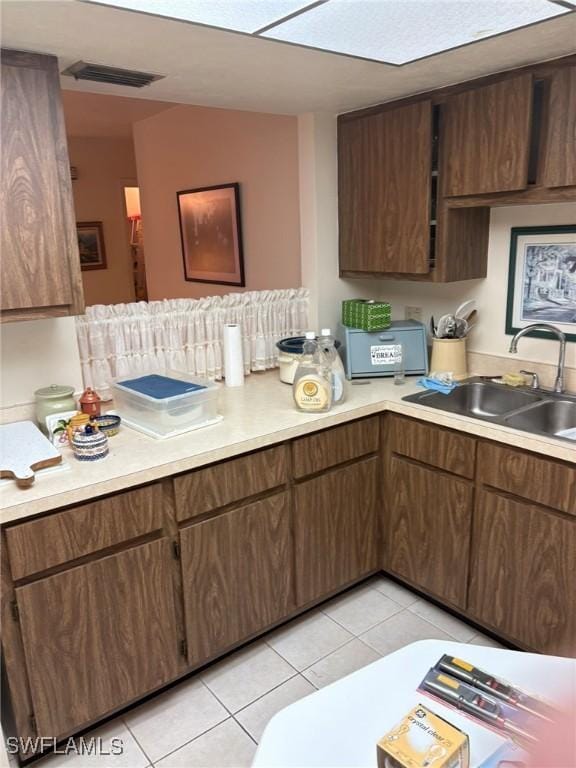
[132,105,301,299]
[68,136,137,306]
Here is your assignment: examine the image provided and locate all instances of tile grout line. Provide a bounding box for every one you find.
[121,717,154,767]
[266,629,353,674]
[405,602,477,641]
[231,716,259,747]
[298,633,384,681]
[229,671,302,716]
[149,716,236,766]
[320,594,406,637]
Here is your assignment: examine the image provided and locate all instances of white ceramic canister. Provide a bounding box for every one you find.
[276,336,306,384]
[34,385,76,434]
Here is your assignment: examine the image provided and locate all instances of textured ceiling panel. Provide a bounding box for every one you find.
[86,0,319,33]
[263,0,569,64]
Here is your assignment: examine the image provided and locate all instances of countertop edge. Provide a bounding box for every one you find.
[1,393,574,524]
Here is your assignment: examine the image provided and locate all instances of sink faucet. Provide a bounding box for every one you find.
[508,323,566,394]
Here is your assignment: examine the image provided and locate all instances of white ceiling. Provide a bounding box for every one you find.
[89,0,571,65]
[263,0,569,65]
[1,0,575,115]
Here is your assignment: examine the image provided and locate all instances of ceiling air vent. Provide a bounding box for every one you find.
[61,61,164,88]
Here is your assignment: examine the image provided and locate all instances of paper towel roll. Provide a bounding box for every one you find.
[223,323,245,387]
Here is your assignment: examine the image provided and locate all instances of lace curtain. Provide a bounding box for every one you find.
[76,288,310,396]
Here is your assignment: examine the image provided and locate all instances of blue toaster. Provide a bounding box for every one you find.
[337,320,428,379]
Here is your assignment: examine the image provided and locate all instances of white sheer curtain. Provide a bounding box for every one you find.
[75,288,310,395]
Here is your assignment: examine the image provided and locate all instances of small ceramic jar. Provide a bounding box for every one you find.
[35,385,76,434]
[79,387,102,417]
[71,428,109,462]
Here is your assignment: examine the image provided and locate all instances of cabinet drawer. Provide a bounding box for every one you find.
[387,415,476,479]
[478,443,576,516]
[174,445,288,521]
[292,416,379,479]
[5,484,165,581]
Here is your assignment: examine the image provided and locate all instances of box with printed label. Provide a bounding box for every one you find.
[337,320,428,379]
[377,704,470,768]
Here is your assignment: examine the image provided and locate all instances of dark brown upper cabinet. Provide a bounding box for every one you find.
[542,65,576,188]
[0,50,84,323]
[338,56,576,282]
[338,100,432,275]
[442,74,533,197]
[338,101,489,282]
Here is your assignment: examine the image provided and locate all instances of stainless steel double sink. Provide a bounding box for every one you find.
[403,377,576,444]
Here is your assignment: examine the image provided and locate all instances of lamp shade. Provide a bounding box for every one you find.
[124,186,141,220]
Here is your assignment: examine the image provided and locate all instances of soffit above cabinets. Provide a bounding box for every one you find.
[87,0,573,65]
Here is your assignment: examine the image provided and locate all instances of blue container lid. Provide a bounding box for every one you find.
[277,336,341,354]
[117,374,206,400]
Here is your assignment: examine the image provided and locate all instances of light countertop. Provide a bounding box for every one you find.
[1,371,574,525]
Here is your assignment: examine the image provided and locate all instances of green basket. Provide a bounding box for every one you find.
[342,299,392,331]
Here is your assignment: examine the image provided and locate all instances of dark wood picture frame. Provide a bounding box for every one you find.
[506,225,576,343]
[77,221,107,271]
[177,182,245,287]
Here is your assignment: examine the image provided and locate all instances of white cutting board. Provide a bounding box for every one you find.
[0,421,62,487]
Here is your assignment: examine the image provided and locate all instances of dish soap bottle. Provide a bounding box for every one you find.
[293,332,333,412]
[319,328,346,405]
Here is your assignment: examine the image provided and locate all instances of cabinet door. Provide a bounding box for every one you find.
[0,50,84,321]
[15,539,181,738]
[443,74,533,196]
[338,101,432,275]
[542,65,576,188]
[384,456,472,609]
[468,490,576,656]
[294,458,379,606]
[180,492,293,666]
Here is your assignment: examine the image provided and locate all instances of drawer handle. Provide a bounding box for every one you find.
[378,335,396,341]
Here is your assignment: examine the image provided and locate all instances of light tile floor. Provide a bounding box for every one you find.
[40,576,504,768]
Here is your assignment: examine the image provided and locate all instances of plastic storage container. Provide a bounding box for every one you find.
[112,371,221,439]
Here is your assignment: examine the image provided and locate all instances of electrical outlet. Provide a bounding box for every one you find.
[405,306,423,323]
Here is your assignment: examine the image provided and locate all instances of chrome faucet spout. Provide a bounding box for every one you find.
[508,324,566,394]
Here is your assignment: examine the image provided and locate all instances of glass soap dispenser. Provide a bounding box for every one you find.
[293,332,333,412]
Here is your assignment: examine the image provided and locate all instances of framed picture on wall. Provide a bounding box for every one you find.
[177,183,245,286]
[506,225,576,343]
[77,221,107,271]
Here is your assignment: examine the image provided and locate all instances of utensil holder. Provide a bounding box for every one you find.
[430,338,468,378]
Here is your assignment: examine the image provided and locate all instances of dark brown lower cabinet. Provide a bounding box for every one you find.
[179,492,293,666]
[294,457,379,606]
[15,539,181,738]
[468,490,576,656]
[384,456,473,609]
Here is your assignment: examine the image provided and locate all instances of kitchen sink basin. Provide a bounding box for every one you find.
[504,400,576,438]
[405,381,542,418]
[403,377,576,444]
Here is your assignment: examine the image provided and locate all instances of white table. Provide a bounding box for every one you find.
[253,640,576,768]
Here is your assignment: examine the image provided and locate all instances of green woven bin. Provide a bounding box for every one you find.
[342,299,392,331]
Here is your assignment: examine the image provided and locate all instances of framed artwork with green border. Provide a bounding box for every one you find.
[505,225,576,343]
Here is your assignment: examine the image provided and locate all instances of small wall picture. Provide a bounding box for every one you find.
[506,225,576,343]
[177,183,245,286]
[77,221,107,270]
